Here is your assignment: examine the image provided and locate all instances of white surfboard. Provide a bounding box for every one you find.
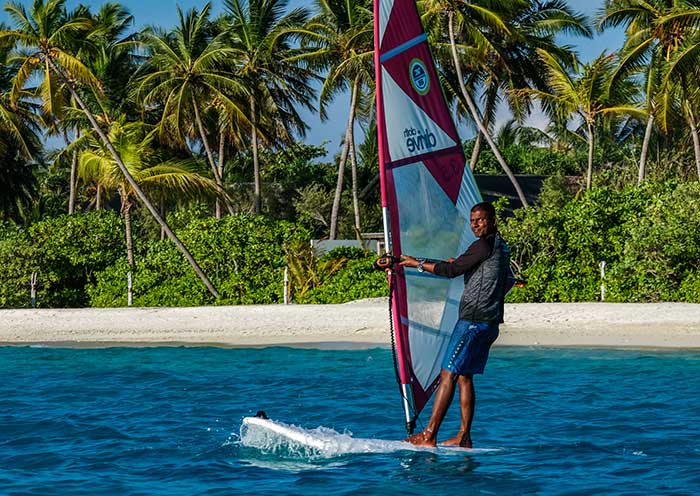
[239,416,501,457]
[241,416,330,451]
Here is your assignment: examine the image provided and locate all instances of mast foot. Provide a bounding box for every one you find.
[406,419,416,435]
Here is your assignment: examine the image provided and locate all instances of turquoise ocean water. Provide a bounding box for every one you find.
[1,345,699,495]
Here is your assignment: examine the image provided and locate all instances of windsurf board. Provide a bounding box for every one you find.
[239,416,500,456]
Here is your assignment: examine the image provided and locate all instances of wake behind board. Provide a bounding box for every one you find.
[241,416,329,451]
[240,416,501,458]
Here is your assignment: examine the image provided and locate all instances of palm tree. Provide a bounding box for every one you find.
[420,0,529,207]
[221,0,316,216]
[57,3,138,213]
[465,0,592,172]
[136,3,249,218]
[294,0,374,239]
[0,34,41,222]
[82,3,139,208]
[0,27,41,160]
[518,50,644,189]
[13,2,92,216]
[47,3,140,212]
[74,121,219,266]
[0,0,220,298]
[652,5,700,180]
[598,0,700,183]
[84,3,139,118]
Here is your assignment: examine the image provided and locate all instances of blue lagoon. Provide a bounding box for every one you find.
[1,346,699,495]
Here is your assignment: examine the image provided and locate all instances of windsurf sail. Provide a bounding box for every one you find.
[374,0,482,433]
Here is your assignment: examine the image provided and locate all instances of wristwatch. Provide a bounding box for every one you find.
[416,259,425,273]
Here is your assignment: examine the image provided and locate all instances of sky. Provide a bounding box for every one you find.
[0,0,626,155]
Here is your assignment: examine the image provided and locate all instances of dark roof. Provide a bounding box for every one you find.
[474,174,548,217]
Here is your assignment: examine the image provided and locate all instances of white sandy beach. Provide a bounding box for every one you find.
[1,299,699,349]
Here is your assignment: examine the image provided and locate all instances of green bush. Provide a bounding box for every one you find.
[5,177,699,308]
[88,214,311,307]
[605,182,700,302]
[501,179,700,302]
[298,252,389,304]
[320,245,370,261]
[0,211,125,308]
[471,142,585,176]
[0,223,36,308]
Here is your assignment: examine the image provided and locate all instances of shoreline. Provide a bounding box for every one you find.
[2,300,700,350]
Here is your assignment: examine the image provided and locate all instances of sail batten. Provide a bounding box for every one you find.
[375,0,483,431]
[379,33,427,62]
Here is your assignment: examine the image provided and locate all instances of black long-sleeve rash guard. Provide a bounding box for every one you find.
[432,234,496,278]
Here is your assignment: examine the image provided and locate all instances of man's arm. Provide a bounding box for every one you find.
[400,238,492,278]
[433,238,492,277]
[399,255,438,274]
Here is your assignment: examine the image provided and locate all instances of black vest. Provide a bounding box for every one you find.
[458,234,510,323]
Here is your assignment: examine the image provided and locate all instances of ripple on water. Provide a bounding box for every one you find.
[0,346,699,495]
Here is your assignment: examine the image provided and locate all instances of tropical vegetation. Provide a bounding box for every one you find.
[1,0,699,308]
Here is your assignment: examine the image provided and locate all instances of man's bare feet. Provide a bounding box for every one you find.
[404,429,437,447]
[441,432,472,448]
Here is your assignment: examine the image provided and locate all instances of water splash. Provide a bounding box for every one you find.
[239,418,501,459]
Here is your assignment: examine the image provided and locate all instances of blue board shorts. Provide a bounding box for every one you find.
[442,320,499,376]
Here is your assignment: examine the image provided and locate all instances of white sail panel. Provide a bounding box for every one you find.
[391,161,473,389]
[378,0,394,45]
[381,67,457,163]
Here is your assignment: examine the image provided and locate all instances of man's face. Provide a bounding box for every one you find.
[470,209,494,238]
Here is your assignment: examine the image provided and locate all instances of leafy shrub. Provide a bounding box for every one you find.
[88,214,310,307]
[501,179,700,302]
[0,211,125,308]
[320,246,370,261]
[0,223,36,308]
[605,182,700,302]
[284,242,388,304]
[7,176,699,307]
[298,253,388,304]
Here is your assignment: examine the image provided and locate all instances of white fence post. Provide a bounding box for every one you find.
[127,271,133,307]
[30,272,37,308]
[599,261,606,302]
[283,267,289,305]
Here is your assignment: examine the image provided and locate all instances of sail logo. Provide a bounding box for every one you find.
[404,127,437,153]
[409,58,430,96]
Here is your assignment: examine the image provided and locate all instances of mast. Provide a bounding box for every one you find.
[374,0,417,434]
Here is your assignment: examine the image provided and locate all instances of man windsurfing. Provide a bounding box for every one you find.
[399,201,510,448]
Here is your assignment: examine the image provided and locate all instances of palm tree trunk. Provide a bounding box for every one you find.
[586,122,595,189]
[469,123,483,172]
[447,12,529,208]
[160,197,166,241]
[65,129,77,214]
[192,97,221,183]
[329,76,360,240]
[49,58,220,299]
[469,85,497,172]
[638,113,654,184]
[216,128,226,219]
[192,97,233,216]
[349,123,361,236]
[96,183,102,210]
[249,95,262,215]
[686,103,700,181]
[121,191,135,267]
[69,149,77,214]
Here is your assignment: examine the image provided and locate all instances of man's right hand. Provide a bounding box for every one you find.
[399,255,419,268]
